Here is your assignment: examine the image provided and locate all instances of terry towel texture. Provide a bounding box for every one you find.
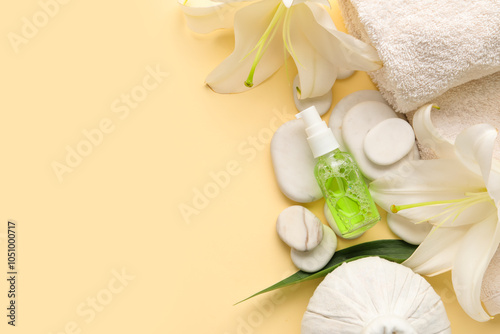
[406,72,500,160]
[338,0,500,159]
[338,0,500,113]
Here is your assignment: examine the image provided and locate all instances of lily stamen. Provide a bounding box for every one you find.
[391,191,493,228]
[391,198,466,214]
[391,191,490,214]
[244,4,287,87]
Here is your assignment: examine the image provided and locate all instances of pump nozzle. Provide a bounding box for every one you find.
[296,106,339,158]
[295,106,326,131]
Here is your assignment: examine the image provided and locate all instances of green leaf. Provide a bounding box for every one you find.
[237,239,417,304]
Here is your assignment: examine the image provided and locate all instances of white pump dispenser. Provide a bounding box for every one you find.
[296,106,339,158]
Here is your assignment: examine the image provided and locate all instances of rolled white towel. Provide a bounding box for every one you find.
[338,0,500,113]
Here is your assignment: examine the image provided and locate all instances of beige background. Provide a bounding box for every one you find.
[1,0,499,333]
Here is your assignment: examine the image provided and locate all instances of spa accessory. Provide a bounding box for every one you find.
[276,206,324,251]
[271,119,322,203]
[337,0,500,113]
[301,257,452,334]
[291,224,337,273]
[296,106,380,238]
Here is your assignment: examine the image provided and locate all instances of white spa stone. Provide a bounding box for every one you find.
[293,76,332,116]
[342,101,418,180]
[337,68,355,80]
[276,206,324,252]
[291,224,337,273]
[387,213,432,245]
[324,203,363,239]
[329,90,388,151]
[271,119,323,203]
[364,118,416,166]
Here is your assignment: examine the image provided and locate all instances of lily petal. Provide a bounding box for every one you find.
[178,0,243,34]
[412,104,456,159]
[206,0,285,93]
[288,0,331,8]
[370,159,486,225]
[456,125,500,234]
[454,124,500,206]
[403,225,470,276]
[211,0,255,2]
[452,214,500,321]
[306,3,382,72]
[488,169,500,207]
[288,4,338,99]
[337,67,355,80]
[292,75,332,115]
[387,213,432,245]
[454,124,498,185]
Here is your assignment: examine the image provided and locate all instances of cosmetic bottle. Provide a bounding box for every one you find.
[296,106,380,238]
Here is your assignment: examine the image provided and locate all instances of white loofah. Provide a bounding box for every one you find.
[301,257,451,334]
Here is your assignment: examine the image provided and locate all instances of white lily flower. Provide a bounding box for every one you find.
[178,0,381,99]
[370,104,500,322]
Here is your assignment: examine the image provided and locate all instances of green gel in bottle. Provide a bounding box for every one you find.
[296,106,380,238]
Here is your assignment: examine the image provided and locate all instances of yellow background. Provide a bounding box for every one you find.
[1,0,499,333]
